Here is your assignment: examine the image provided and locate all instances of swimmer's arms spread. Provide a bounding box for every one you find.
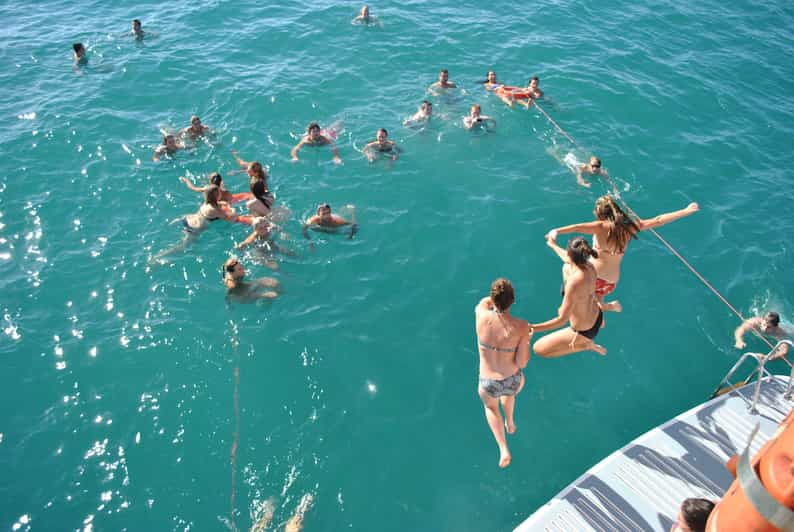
[637,202,699,231]
[179,176,206,193]
[553,220,605,237]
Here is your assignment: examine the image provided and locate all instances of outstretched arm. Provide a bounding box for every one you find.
[576,165,591,188]
[638,202,699,231]
[545,235,570,264]
[236,231,258,250]
[179,176,206,193]
[532,286,574,333]
[553,220,605,236]
[329,142,342,164]
[291,139,306,161]
[734,317,763,349]
[231,149,250,169]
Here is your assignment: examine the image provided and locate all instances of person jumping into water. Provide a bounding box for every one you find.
[531,236,607,357]
[475,278,532,469]
[291,122,342,164]
[547,196,699,312]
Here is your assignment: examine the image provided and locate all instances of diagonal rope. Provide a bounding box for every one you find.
[531,100,790,366]
[228,319,241,530]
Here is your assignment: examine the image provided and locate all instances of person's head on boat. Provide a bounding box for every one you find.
[566,237,598,267]
[762,311,781,331]
[489,278,515,312]
[594,195,640,253]
[673,497,715,532]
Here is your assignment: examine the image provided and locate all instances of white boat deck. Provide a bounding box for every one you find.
[515,375,793,532]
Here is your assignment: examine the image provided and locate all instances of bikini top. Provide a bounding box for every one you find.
[478,308,519,352]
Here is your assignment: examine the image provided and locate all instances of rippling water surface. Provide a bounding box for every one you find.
[1,1,793,530]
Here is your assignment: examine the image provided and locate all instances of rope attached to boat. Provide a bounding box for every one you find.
[229,319,241,530]
[531,100,791,367]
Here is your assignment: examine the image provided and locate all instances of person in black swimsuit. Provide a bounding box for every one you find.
[531,236,607,357]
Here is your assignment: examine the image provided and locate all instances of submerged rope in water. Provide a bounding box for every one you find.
[229,319,241,529]
[531,100,790,365]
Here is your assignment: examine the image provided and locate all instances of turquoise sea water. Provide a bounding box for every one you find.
[2,1,794,530]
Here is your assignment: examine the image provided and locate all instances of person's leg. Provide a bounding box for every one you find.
[254,277,279,288]
[478,386,511,468]
[533,328,606,358]
[284,493,313,532]
[151,231,197,262]
[500,374,524,435]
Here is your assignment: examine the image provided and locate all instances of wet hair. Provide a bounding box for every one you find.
[530,75,539,82]
[247,161,267,182]
[209,172,223,187]
[471,104,481,112]
[191,115,200,124]
[591,156,602,167]
[490,278,515,312]
[594,195,640,254]
[422,100,431,106]
[307,122,321,133]
[204,184,221,206]
[133,19,141,26]
[567,236,598,267]
[317,203,331,214]
[680,498,715,532]
[73,43,85,54]
[440,69,448,75]
[378,128,388,136]
[250,179,272,209]
[765,311,780,327]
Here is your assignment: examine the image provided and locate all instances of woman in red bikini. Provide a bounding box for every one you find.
[547,195,699,312]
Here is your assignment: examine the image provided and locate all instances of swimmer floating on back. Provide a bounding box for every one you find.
[152,134,184,161]
[303,203,358,241]
[223,256,280,301]
[291,122,342,164]
[463,104,496,130]
[547,196,699,312]
[363,128,400,162]
[403,100,432,127]
[496,76,543,108]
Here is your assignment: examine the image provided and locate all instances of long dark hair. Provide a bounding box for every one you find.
[250,179,273,209]
[204,185,221,206]
[595,195,640,253]
[567,237,598,267]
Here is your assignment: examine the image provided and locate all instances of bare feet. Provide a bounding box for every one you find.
[591,343,607,356]
[499,448,512,468]
[505,419,516,435]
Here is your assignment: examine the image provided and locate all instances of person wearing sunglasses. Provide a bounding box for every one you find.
[576,156,609,188]
[223,257,279,301]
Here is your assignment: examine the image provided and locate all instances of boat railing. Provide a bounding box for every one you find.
[711,340,794,413]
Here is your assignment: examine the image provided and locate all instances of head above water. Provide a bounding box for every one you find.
[247,161,267,181]
[132,19,142,31]
[470,104,481,116]
[529,76,539,87]
[490,278,515,312]
[209,172,223,187]
[486,71,496,83]
[317,203,332,218]
[376,128,388,141]
[224,257,244,279]
[589,156,601,170]
[163,135,177,149]
[190,115,202,127]
[421,100,432,112]
[439,69,449,81]
[73,43,86,56]
[678,498,715,532]
[764,311,780,329]
[567,236,598,266]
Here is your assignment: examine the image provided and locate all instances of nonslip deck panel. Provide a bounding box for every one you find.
[515,376,792,532]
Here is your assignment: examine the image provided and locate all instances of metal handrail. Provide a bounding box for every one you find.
[711,340,794,413]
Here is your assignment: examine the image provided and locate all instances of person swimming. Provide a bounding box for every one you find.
[251,493,314,532]
[352,5,379,25]
[178,172,251,205]
[180,115,211,141]
[495,76,543,108]
[73,43,87,65]
[152,134,184,161]
[482,70,502,91]
[223,256,280,301]
[474,278,532,469]
[403,100,432,127]
[245,179,275,217]
[302,203,357,240]
[531,236,607,357]
[547,196,699,312]
[428,68,457,93]
[291,122,342,164]
[151,185,238,261]
[231,150,270,190]
[363,128,400,162]
[236,216,294,271]
[131,19,144,39]
[463,104,496,130]
[573,156,608,188]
